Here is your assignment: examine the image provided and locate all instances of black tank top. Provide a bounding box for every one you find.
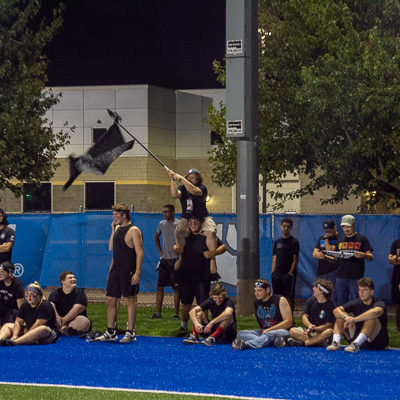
[112,223,137,271]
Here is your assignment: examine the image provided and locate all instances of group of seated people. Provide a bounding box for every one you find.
[0,259,390,353]
[184,277,389,353]
[0,263,90,346]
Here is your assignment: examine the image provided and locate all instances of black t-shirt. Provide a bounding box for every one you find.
[254,294,283,329]
[48,287,88,317]
[303,296,335,326]
[17,299,57,330]
[199,296,236,324]
[389,238,400,285]
[178,234,222,282]
[273,236,299,274]
[179,184,209,219]
[343,297,388,343]
[315,234,338,275]
[0,277,24,311]
[0,226,15,263]
[336,233,373,279]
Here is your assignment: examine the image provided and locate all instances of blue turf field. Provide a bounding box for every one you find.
[0,335,399,400]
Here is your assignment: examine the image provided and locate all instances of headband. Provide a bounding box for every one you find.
[26,286,42,296]
[254,281,269,289]
[317,283,330,295]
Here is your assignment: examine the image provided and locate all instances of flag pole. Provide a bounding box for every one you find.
[107,109,169,171]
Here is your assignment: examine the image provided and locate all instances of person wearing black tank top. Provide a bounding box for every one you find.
[95,203,143,343]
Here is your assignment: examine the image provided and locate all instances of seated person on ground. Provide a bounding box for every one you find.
[287,279,335,347]
[232,278,293,350]
[327,277,389,353]
[49,270,91,336]
[184,283,236,346]
[0,262,24,327]
[0,281,59,346]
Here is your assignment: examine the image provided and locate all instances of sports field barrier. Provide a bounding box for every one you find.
[9,212,400,304]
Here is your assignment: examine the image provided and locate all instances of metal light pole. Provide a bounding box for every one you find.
[226,0,259,315]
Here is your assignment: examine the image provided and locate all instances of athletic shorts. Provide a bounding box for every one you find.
[179,279,210,305]
[392,283,400,305]
[157,259,178,288]
[346,324,389,350]
[176,216,217,238]
[106,267,140,298]
[0,307,18,325]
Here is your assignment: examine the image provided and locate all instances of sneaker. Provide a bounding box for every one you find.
[326,341,341,351]
[232,338,248,350]
[94,330,118,342]
[0,339,15,346]
[202,336,216,346]
[150,313,162,319]
[183,334,200,345]
[274,337,286,348]
[173,314,180,321]
[344,342,360,353]
[287,337,304,347]
[120,330,137,343]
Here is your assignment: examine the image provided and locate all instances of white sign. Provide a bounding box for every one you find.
[227,40,243,55]
[227,120,243,135]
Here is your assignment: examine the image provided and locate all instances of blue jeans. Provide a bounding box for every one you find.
[236,329,289,349]
[336,278,358,306]
[317,270,338,305]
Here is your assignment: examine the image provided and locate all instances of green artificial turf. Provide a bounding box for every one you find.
[87,303,400,348]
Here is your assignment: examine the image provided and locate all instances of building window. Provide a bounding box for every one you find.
[211,130,224,145]
[85,182,114,210]
[92,128,107,143]
[23,183,51,212]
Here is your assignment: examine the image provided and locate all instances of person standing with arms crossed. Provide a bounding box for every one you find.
[96,203,143,343]
[150,204,180,320]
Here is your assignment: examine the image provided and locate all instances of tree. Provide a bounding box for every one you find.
[208,0,400,212]
[0,0,70,197]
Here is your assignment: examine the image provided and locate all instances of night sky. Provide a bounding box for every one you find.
[45,0,226,89]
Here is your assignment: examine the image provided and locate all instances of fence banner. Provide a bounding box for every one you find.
[8,212,400,302]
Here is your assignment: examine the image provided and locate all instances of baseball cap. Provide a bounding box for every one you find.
[322,220,335,232]
[187,168,201,176]
[341,214,355,227]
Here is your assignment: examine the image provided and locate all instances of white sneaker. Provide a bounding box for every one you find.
[344,342,360,353]
[94,330,118,342]
[326,341,341,351]
[120,330,137,343]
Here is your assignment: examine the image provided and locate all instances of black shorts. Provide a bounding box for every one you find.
[157,259,178,288]
[392,283,400,305]
[347,325,389,350]
[179,279,210,305]
[106,267,140,298]
[0,307,18,325]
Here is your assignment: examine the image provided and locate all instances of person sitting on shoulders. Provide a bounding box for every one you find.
[49,270,91,336]
[0,281,59,346]
[183,283,236,346]
[287,279,335,347]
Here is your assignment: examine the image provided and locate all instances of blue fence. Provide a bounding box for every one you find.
[9,213,400,302]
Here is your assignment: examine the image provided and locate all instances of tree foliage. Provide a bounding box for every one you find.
[208,0,400,211]
[0,0,70,196]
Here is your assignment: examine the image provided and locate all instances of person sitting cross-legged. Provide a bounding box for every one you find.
[183,283,236,346]
[0,281,59,346]
[232,279,293,350]
[287,279,335,347]
[49,270,91,336]
[326,277,389,353]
